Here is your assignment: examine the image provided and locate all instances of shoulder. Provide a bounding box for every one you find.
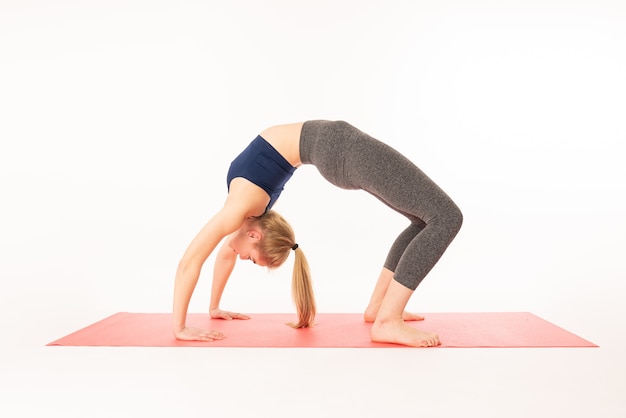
[225,177,271,218]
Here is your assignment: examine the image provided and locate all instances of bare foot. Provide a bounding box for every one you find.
[371,319,440,347]
[401,311,425,322]
[364,308,425,323]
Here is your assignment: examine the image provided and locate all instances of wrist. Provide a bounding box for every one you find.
[172,318,186,334]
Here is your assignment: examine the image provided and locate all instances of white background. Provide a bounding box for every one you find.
[1,1,625,417]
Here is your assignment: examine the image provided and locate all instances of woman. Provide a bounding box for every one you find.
[173,120,463,347]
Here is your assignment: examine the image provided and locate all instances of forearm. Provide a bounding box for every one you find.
[172,261,202,333]
[210,242,237,310]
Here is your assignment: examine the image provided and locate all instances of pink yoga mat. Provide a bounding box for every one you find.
[47,312,597,348]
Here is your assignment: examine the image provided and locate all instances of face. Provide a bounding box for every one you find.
[228,227,268,267]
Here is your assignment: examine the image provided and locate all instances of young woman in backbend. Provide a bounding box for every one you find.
[172,120,462,347]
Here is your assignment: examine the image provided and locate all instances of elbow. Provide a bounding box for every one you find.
[176,256,200,277]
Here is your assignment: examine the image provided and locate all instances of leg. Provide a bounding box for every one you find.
[315,122,463,291]
[371,278,440,347]
[364,219,427,321]
[364,267,424,322]
[300,122,461,345]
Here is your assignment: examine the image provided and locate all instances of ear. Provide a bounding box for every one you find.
[247,228,263,241]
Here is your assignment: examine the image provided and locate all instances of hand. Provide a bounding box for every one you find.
[175,326,225,342]
[210,307,250,321]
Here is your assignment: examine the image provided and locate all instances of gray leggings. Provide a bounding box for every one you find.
[299,120,463,290]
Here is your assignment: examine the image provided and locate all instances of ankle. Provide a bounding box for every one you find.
[373,313,403,327]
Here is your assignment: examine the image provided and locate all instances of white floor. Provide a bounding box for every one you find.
[1,311,624,418]
[4,221,624,418]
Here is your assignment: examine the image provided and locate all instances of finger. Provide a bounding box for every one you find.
[201,336,220,342]
[210,310,232,320]
[199,336,214,342]
[210,331,225,338]
[201,333,224,341]
[233,313,250,320]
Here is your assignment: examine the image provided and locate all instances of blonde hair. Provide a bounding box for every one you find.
[253,210,316,328]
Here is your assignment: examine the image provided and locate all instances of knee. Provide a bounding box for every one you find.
[433,201,462,239]
[447,204,463,236]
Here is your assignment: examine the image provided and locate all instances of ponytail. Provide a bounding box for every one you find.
[254,210,317,328]
[289,246,316,328]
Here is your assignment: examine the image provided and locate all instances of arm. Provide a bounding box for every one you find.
[172,177,270,340]
[210,241,237,311]
[172,206,244,340]
[208,241,250,320]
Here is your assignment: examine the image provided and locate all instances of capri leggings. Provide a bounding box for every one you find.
[299,120,463,290]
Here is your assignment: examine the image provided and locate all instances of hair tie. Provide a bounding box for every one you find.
[291,243,299,251]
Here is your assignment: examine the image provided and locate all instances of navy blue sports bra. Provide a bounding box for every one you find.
[227,135,296,212]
